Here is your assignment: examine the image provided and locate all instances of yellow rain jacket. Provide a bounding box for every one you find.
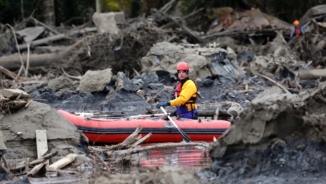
[169,79,197,111]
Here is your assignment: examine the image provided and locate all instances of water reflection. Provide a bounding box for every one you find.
[136,145,211,168]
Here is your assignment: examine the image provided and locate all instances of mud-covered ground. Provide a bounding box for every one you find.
[21,76,326,184]
[2,6,326,183]
[19,41,325,184]
[27,75,263,116]
[202,138,326,184]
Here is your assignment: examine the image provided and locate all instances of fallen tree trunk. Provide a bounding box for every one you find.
[198,109,224,117]
[197,102,231,117]
[0,53,58,70]
[295,69,326,80]
[0,35,89,71]
[18,27,97,50]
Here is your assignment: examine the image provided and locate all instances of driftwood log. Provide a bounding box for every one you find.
[197,102,229,118]
[48,154,78,170]
[105,126,151,151]
[109,126,142,149]
[2,89,31,99]
[153,8,204,43]
[0,29,96,71]
[295,69,326,80]
[10,151,58,171]
[18,27,97,50]
[0,53,58,70]
[27,162,46,176]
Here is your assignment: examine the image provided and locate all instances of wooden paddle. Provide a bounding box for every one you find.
[160,107,191,142]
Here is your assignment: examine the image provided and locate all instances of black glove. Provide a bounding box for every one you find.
[156,102,170,108]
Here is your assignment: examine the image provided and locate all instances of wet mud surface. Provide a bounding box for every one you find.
[1,3,326,183]
[27,75,263,115]
[24,79,326,184]
[28,84,150,114]
[205,138,326,183]
[1,13,325,184]
[23,72,326,184]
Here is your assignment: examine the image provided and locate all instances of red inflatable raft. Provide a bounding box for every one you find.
[58,110,231,144]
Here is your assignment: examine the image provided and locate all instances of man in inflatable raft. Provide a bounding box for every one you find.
[156,61,198,119]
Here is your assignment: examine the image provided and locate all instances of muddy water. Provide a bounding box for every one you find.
[102,145,211,175]
[135,145,211,168]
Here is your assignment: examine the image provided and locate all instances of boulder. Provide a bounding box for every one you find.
[132,72,159,89]
[115,72,137,92]
[209,82,326,159]
[48,76,76,92]
[79,68,112,93]
[141,42,240,79]
[208,52,245,83]
[92,12,119,34]
[1,101,88,159]
[141,42,185,75]
[2,89,30,99]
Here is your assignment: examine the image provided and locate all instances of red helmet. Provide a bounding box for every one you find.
[176,61,189,71]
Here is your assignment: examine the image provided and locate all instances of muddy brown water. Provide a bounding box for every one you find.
[3,146,211,184]
[79,145,211,183]
[132,145,211,168]
[84,145,211,173]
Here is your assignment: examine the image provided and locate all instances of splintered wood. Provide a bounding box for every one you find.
[36,130,48,159]
[48,154,78,170]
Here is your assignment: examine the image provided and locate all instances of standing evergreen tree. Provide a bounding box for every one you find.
[43,0,55,26]
[130,0,142,18]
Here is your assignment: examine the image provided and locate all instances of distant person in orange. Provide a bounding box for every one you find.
[290,20,305,40]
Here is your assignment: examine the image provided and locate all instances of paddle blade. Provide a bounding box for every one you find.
[179,129,191,142]
[160,106,191,142]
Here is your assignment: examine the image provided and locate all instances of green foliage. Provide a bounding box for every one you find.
[207,7,234,20]
[2,0,326,28]
[104,0,121,12]
[0,1,25,24]
[180,0,191,13]
[0,0,95,26]
[0,0,44,25]
[55,0,95,26]
[102,0,132,12]
[130,0,142,18]
[0,0,8,6]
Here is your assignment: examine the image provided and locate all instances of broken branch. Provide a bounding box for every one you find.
[256,73,291,94]
[26,162,45,176]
